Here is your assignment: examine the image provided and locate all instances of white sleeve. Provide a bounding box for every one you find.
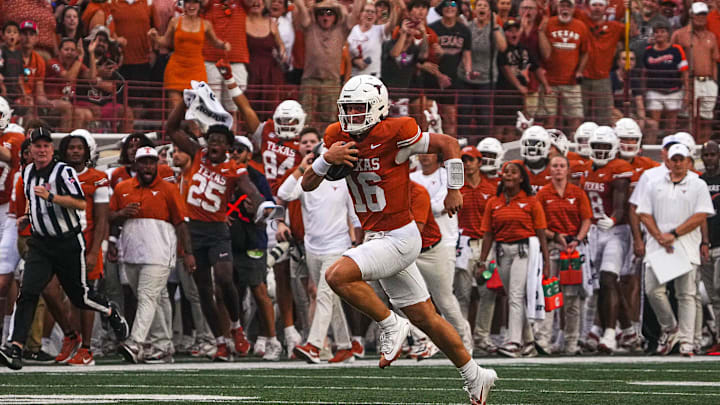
[277,174,303,202]
[634,179,654,216]
[93,186,110,204]
[628,171,648,206]
[395,131,430,164]
[430,170,448,216]
[251,121,266,152]
[694,180,716,216]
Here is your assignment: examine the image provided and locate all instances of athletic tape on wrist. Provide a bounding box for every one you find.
[311,154,332,176]
[228,86,242,98]
[445,158,464,189]
[224,77,236,85]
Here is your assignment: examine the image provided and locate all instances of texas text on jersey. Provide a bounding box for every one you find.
[185,149,248,223]
[323,116,423,232]
[253,120,302,190]
[583,158,633,224]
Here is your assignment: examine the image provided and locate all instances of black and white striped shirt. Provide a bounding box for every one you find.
[23,161,85,237]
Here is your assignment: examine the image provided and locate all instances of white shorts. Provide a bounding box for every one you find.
[646,90,684,111]
[204,61,249,113]
[694,78,718,120]
[588,224,631,276]
[0,204,19,276]
[344,221,430,308]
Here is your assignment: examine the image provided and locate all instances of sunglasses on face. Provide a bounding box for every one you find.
[316,8,336,16]
[443,1,457,7]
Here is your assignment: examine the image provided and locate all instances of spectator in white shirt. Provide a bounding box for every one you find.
[410,153,459,250]
[636,144,715,356]
[347,0,402,77]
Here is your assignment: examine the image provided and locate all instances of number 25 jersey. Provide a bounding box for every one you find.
[323,117,425,233]
[185,149,248,222]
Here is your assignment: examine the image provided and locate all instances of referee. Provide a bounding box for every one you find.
[0,127,129,370]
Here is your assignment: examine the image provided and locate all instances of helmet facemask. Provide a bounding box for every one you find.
[521,138,549,162]
[590,141,616,166]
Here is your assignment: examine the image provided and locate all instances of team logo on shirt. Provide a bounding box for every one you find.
[568,198,576,205]
[518,202,527,209]
[551,30,580,49]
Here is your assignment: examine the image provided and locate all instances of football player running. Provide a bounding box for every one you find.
[301,75,497,405]
[615,117,659,352]
[583,126,633,354]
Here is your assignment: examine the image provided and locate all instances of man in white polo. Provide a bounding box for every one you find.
[636,143,714,356]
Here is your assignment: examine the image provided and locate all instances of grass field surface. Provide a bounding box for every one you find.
[1,356,719,404]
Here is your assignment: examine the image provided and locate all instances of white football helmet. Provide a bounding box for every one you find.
[673,131,697,157]
[520,125,551,162]
[574,122,598,158]
[477,137,504,173]
[0,96,12,131]
[69,128,99,164]
[547,129,569,156]
[615,117,642,158]
[588,126,620,167]
[337,74,389,135]
[273,100,306,140]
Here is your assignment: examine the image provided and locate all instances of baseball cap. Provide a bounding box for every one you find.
[135,146,159,160]
[589,0,607,6]
[503,19,520,30]
[692,1,709,14]
[559,0,575,5]
[30,127,52,143]
[85,25,112,42]
[19,20,39,34]
[668,143,690,158]
[662,134,678,148]
[234,135,254,153]
[652,18,671,30]
[461,146,482,159]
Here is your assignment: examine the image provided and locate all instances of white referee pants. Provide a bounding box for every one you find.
[124,263,174,352]
[416,243,472,352]
[305,251,352,350]
[645,264,697,344]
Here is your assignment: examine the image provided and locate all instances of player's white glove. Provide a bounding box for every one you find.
[423,101,443,134]
[516,111,534,133]
[596,215,616,231]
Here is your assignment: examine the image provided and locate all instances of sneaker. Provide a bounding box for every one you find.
[522,342,538,357]
[377,314,411,368]
[463,364,498,405]
[145,349,174,364]
[119,342,141,364]
[351,338,365,358]
[231,327,251,357]
[0,344,23,370]
[263,338,282,361]
[293,343,321,364]
[67,348,95,366]
[253,336,267,357]
[656,327,680,356]
[55,333,82,364]
[24,350,56,364]
[190,342,216,358]
[706,342,720,355]
[212,343,232,362]
[535,341,551,356]
[475,339,498,355]
[620,330,644,354]
[564,341,580,356]
[679,341,694,357]
[598,329,617,354]
[410,339,439,361]
[107,302,129,341]
[581,331,600,354]
[497,342,522,358]
[285,327,302,360]
[329,348,355,363]
[176,335,195,354]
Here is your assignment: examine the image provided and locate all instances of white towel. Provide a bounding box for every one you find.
[526,236,545,321]
[576,241,595,298]
[183,80,233,131]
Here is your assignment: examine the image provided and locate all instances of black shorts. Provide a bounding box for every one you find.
[188,220,233,269]
[233,250,267,288]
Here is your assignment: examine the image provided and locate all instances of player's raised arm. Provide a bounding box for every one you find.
[301,141,358,192]
[216,59,260,135]
[165,100,201,157]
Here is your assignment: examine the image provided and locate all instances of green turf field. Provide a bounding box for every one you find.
[1,356,719,404]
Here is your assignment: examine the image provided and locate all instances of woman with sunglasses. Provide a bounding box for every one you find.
[347,0,401,78]
[477,161,550,358]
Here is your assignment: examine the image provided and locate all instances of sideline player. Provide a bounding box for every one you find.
[301,75,497,405]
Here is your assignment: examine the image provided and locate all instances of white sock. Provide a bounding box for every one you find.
[256,336,267,343]
[458,359,479,381]
[284,325,297,336]
[378,312,397,329]
[590,324,603,338]
[603,328,615,339]
[231,320,241,330]
[2,315,10,345]
[622,326,634,336]
[41,337,52,352]
[269,336,280,344]
[216,336,226,345]
[352,335,363,343]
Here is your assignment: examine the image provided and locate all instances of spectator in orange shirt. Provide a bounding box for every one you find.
[535,155,592,355]
[478,161,549,358]
[112,0,155,106]
[578,0,626,126]
[538,0,590,132]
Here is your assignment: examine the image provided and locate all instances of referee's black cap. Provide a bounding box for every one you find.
[30,127,53,143]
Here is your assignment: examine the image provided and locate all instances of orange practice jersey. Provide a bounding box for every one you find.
[482,190,547,242]
[256,120,302,190]
[536,182,593,236]
[627,155,660,187]
[512,159,551,193]
[410,181,442,248]
[583,158,633,224]
[0,131,25,205]
[323,117,422,232]
[185,149,247,223]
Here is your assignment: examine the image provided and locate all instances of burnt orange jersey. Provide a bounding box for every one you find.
[536,182,592,236]
[482,190,547,242]
[410,181,442,248]
[567,151,584,161]
[253,120,302,191]
[324,117,423,232]
[512,159,551,193]
[10,173,31,236]
[0,131,25,205]
[77,168,110,251]
[110,164,176,189]
[570,158,590,183]
[185,149,248,223]
[583,158,633,224]
[626,155,660,187]
[458,175,498,239]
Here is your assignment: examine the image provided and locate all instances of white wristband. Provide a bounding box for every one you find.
[311,154,332,176]
[224,77,236,86]
[108,235,118,244]
[228,86,242,98]
[445,158,464,189]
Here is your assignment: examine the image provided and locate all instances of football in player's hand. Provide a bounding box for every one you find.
[325,143,358,181]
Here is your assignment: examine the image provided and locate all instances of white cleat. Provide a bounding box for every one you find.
[262,338,283,361]
[378,314,410,368]
[464,365,498,405]
[598,329,616,354]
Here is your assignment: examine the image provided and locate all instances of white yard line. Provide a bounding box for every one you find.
[0,394,257,404]
[629,381,720,387]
